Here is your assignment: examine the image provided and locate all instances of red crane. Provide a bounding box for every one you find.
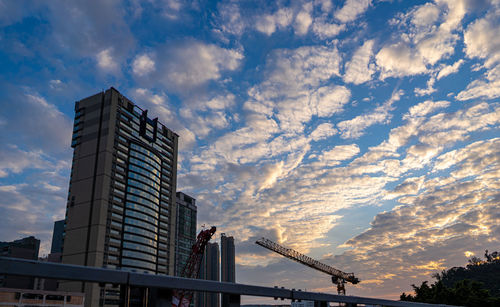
[172,226,216,307]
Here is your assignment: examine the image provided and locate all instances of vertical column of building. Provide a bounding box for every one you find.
[61,89,118,306]
[174,192,197,276]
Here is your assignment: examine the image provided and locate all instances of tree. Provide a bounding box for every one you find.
[401,249,500,306]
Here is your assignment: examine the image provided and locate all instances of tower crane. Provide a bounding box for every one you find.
[172,226,217,307]
[256,238,359,295]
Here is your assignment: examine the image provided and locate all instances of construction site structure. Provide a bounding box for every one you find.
[172,226,217,307]
[256,238,359,295]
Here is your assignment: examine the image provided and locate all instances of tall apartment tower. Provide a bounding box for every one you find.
[174,192,197,276]
[61,88,178,306]
[197,242,220,307]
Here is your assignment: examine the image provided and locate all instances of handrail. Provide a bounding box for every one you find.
[0,257,459,307]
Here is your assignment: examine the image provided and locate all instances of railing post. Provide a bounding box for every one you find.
[148,288,172,307]
[314,301,328,307]
[222,293,240,307]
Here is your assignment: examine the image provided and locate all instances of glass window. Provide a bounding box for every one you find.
[125,210,158,225]
[127,187,159,204]
[129,150,161,170]
[124,217,157,232]
[122,250,156,262]
[130,143,161,163]
[129,158,161,177]
[123,241,157,255]
[124,225,157,240]
[126,195,158,211]
[109,238,121,245]
[123,233,157,247]
[125,202,158,218]
[114,188,124,196]
[121,258,156,271]
[127,179,159,198]
[128,172,160,189]
[128,164,160,181]
[111,221,122,228]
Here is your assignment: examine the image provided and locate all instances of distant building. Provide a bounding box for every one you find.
[175,192,197,276]
[197,242,219,307]
[0,236,40,289]
[220,233,235,283]
[50,220,65,254]
[0,287,84,306]
[60,88,179,306]
[221,233,235,307]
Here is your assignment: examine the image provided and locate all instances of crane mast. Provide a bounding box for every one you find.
[256,238,359,295]
[172,226,217,307]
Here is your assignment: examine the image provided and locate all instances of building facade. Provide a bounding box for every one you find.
[0,236,40,289]
[197,242,220,307]
[61,88,178,306]
[220,234,235,283]
[174,192,197,276]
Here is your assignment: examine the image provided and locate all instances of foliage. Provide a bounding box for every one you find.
[400,250,500,307]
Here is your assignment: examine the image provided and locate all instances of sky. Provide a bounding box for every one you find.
[0,0,499,303]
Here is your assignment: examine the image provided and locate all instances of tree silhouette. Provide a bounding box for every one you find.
[401,249,500,307]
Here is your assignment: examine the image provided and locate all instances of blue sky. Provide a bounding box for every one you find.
[1,0,499,302]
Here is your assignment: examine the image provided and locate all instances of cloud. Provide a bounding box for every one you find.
[130,88,173,123]
[337,90,403,139]
[294,3,313,35]
[96,48,119,72]
[403,100,450,120]
[318,144,360,163]
[157,40,244,92]
[334,0,372,23]
[436,59,464,80]
[1,90,72,153]
[376,43,427,79]
[312,19,345,39]
[376,0,468,80]
[456,64,500,100]
[132,54,155,76]
[344,40,375,84]
[214,1,246,36]
[463,6,500,67]
[310,123,337,141]
[255,8,293,36]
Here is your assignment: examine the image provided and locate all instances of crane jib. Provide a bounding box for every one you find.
[255,238,359,285]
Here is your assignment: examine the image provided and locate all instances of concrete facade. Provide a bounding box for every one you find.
[60,88,178,306]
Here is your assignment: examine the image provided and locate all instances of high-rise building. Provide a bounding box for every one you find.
[174,192,197,276]
[0,236,40,289]
[50,220,65,254]
[221,233,235,307]
[220,234,235,283]
[60,88,178,306]
[197,242,219,307]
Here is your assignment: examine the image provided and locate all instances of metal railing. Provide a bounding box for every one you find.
[0,257,459,307]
